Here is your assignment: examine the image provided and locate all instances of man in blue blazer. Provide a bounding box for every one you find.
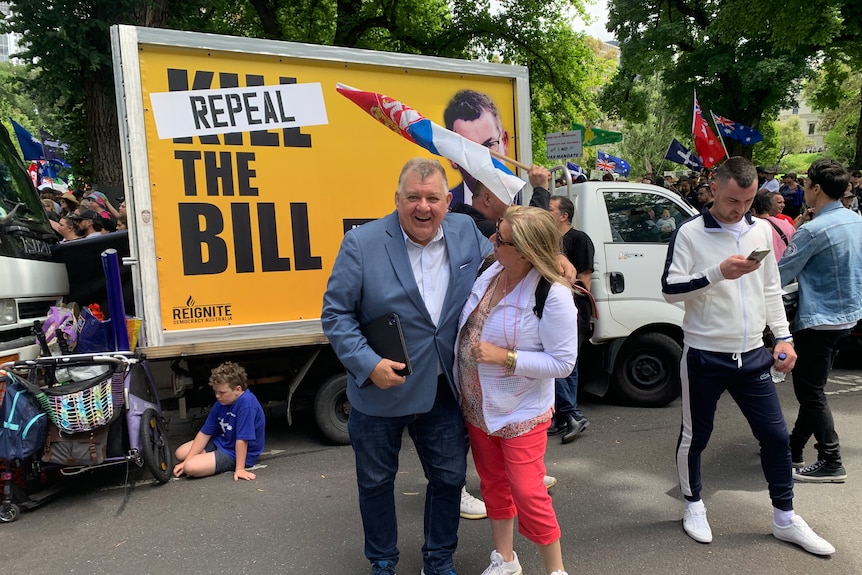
[322,158,492,575]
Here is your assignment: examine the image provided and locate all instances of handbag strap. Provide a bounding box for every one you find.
[766,218,789,246]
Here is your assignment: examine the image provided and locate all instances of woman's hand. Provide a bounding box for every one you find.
[472,340,509,366]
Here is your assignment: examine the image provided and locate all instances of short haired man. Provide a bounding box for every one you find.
[444,90,509,206]
[695,183,713,207]
[766,191,795,225]
[449,180,510,238]
[547,195,595,443]
[322,158,492,575]
[662,156,834,555]
[779,159,862,483]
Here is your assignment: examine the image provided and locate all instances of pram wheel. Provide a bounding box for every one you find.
[139,409,172,484]
[0,502,19,523]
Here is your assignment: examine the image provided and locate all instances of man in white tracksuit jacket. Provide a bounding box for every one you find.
[661,156,834,556]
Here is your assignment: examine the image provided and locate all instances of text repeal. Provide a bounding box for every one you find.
[150,82,328,140]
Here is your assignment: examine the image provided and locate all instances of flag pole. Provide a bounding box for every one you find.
[710,110,731,159]
[489,149,532,172]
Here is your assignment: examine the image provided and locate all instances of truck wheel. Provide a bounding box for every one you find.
[314,373,351,445]
[611,332,681,407]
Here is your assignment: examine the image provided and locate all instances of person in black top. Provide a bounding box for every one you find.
[546,195,595,443]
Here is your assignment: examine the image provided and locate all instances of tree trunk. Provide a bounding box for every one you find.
[83,73,123,189]
[855,87,862,169]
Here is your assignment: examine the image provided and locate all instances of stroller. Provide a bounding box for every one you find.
[0,352,172,523]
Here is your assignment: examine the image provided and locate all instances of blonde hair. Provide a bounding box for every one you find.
[208,362,249,390]
[503,206,570,289]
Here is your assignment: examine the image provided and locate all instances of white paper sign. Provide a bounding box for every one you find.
[545,130,583,160]
[149,83,329,140]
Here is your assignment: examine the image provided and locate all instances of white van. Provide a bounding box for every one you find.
[558,179,698,407]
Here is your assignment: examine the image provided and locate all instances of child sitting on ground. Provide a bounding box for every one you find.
[173,362,265,481]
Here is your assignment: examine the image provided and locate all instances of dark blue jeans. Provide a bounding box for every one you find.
[348,380,467,574]
[789,328,850,466]
[554,364,583,419]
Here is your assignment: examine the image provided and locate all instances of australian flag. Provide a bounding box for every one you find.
[664,139,703,170]
[710,112,764,144]
[596,150,630,176]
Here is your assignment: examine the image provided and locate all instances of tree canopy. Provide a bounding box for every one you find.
[2,0,600,187]
[599,0,853,162]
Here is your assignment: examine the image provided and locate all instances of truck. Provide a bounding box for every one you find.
[0,124,68,365]
[104,25,693,446]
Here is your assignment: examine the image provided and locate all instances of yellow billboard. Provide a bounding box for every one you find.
[136,43,524,331]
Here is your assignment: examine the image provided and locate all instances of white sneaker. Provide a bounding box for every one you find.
[480,550,522,575]
[549,572,569,575]
[773,515,835,555]
[460,486,487,519]
[544,475,557,489]
[682,502,713,543]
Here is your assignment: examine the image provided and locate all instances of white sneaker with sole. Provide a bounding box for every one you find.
[544,475,557,489]
[460,486,487,519]
[682,502,712,543]
[480,550,522,575]
[773,515,835,555]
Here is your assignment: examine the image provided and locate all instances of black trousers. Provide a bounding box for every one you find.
[788,328,850,465]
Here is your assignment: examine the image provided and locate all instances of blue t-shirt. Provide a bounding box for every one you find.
[201,390,266,466]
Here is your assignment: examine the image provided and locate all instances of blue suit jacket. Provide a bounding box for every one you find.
[322,211,491,417]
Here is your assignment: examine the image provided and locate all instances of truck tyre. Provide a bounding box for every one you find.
[314,373,351,445]
[611,332,681,407]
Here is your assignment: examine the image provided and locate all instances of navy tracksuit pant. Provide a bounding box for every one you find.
[676,345,794,511]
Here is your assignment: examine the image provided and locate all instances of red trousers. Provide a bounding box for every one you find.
[467,420,561,545]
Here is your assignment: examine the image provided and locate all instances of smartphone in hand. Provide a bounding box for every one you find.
[747,248,771,262]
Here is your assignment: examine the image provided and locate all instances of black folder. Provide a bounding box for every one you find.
[361,313,412,377]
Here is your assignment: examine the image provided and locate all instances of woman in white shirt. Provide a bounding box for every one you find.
[455,206,578,575]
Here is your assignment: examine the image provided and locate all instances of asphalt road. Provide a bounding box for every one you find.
[2,370,860,575]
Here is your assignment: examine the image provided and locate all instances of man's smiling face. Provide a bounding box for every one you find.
[395,169,451,246]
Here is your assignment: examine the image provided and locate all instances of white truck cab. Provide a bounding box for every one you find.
[556,178,698,406]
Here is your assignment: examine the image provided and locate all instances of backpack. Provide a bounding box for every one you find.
[533,277,597,344]
[0,372,49,461]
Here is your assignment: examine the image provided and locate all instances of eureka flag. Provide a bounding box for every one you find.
[572,122,623,146]
[596,150,630,176]
[10,119,44,161]
[710,112,764,144]
[336,83,525,205]
[692,92,726,168]
[664,139,703,170]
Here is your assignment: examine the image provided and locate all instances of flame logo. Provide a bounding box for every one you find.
[186,296,195,307]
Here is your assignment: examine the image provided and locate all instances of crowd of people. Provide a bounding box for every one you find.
[38,183,128,242]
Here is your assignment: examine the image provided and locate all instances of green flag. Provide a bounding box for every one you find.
[572,122,623,146]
